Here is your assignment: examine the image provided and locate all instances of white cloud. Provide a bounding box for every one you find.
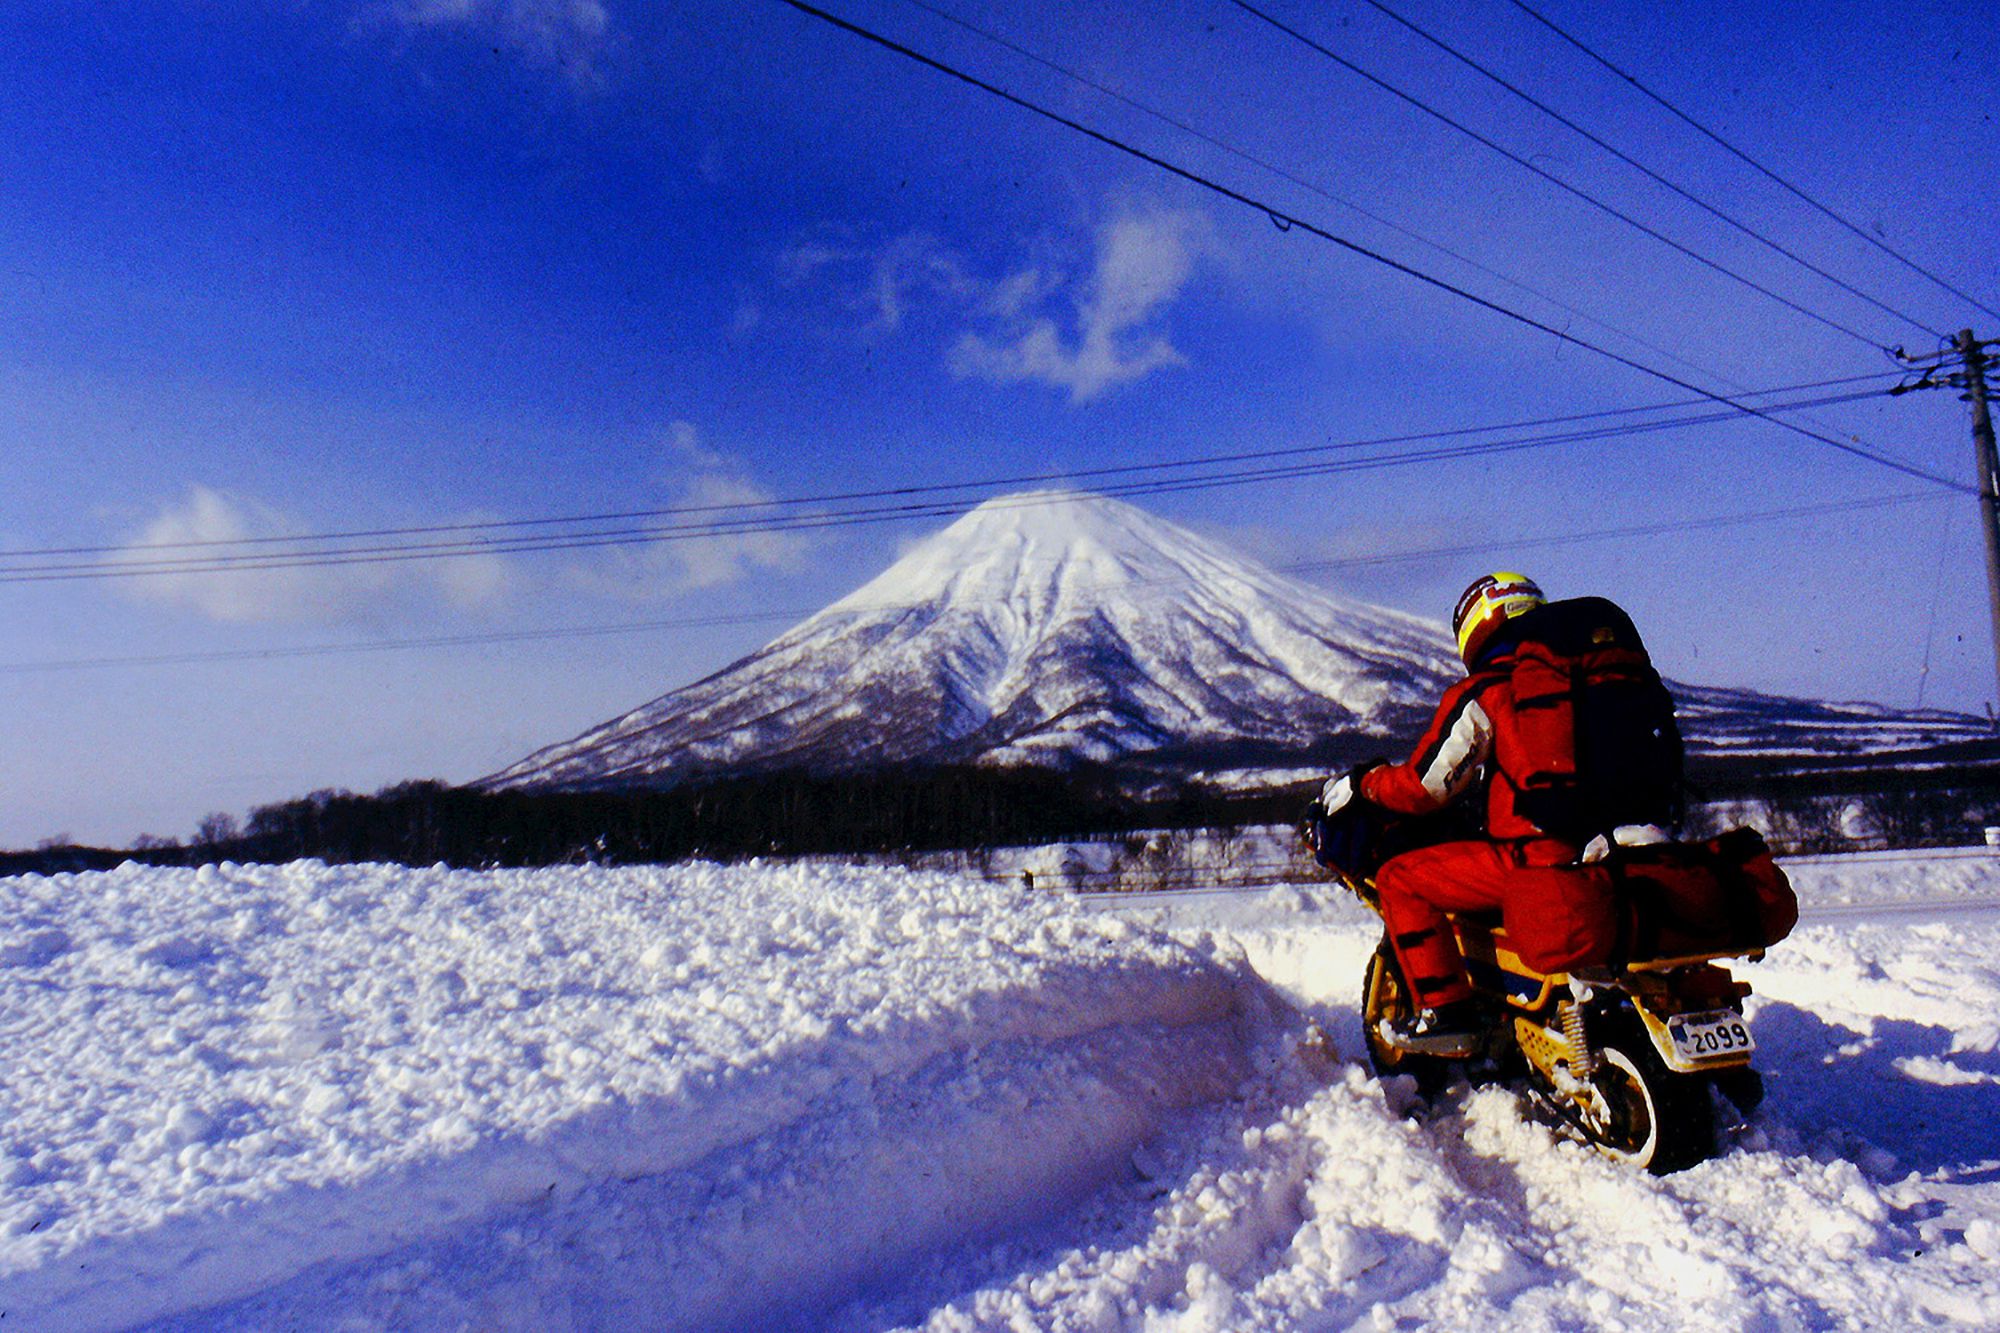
[952,209,1201,403]
[779,230,977,333]
[380,0,611,78]
[582,423,808,598]
[979,266,1062,321]
[117,486,514,624]
[671,470,802,591]
[663,422,808,591]
[778,208,1208,404]
[865,234,979,332]
[430,534,515,611]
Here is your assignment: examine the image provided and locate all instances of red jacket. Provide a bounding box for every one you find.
[1359,654,1567,848]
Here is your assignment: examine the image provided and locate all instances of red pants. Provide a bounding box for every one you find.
[1377,839,1612,1006]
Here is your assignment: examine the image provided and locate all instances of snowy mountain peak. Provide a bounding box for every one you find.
[818,489,1329,627]
[800,489,1442,671]
[485,491,1460,790]
[483,490,1993,792]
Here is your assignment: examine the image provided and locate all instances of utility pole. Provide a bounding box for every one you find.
[1961,329,2000,716]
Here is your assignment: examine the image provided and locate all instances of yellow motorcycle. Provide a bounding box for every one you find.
[1322,827,1791,1174]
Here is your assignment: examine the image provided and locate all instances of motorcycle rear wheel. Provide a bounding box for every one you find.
[1585,1020,1717,1174]
[1361,941,1454,1092]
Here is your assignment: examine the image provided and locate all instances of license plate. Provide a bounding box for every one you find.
[1667,1010,1755,1062]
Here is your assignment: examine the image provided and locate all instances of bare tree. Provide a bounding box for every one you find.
[195,812,239,847]
[1757,794,1851,855]
[1857,787,1972,850]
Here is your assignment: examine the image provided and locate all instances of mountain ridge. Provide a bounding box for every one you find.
[483,491,1992,792]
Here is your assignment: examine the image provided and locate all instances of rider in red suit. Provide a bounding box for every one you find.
[1320,572,1610,1056]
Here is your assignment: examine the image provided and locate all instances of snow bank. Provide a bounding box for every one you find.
[1088,881,1377,1015]
[1779,845,2000,912]
[0,860,1266,1331]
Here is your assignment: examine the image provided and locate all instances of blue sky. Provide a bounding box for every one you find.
[2,0,1996,846]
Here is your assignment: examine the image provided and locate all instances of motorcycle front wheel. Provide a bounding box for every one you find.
[1361,940,1454,1092]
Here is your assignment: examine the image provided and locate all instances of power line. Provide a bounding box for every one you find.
[1353,0,1946,340]
[0,611,791,674]
[1225,0,1889,352]
[0,489,1943,675]
[0,368,1910,565]
[892,0,1741,393]
[916,1,1960,482]
[1285,489,1944,574]
[774,0,1971,494]
[873,0,1936,494]
[0,385,1917,584]
[1505,0,2000,324]
[902,4,1948,484]
[1915,505,1961,708]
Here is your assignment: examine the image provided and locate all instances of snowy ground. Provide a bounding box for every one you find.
[1,849,1997,1330]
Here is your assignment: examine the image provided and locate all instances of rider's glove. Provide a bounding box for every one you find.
[1320,769,1363,817]
[1304,762,1386,872]
[1301,801,1332,858]
[1321,760,1387,815]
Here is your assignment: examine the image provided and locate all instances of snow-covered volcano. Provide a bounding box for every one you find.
[485,490,1991,791]
[485,491,1459,790]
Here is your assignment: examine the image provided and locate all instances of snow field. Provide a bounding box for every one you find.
[1779,845,2000,913]
[5,850,1999,1330]
[0,860,1266,1330]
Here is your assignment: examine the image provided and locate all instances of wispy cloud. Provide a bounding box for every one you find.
[779,208,1209,404]
[378,0,612,79]
[581,423,809,598]
[116,486,514,624]
[953,209,1202,403]
[779,229,979,333]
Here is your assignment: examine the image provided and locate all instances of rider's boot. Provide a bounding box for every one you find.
[1378,999,1484,1058]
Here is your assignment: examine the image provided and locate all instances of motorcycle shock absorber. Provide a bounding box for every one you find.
[1562,978,1600,1078]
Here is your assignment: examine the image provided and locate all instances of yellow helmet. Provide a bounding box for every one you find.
[1452,571,1545,667]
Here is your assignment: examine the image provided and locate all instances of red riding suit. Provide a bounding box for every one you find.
[1358,656,1614,1007]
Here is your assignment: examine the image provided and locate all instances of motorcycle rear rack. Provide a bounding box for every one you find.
[1623,948,1766,972]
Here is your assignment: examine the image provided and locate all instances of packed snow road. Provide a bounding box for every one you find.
[0,850,1996,1330]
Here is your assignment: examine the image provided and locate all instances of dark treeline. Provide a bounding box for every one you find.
[6,759,1999,876]
[1690,762,2000,855]
[231,772,1145,867]
[6,769,1309,874]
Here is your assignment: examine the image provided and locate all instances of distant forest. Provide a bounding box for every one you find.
[2,769,1311,876]
[7,758,2000,877]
